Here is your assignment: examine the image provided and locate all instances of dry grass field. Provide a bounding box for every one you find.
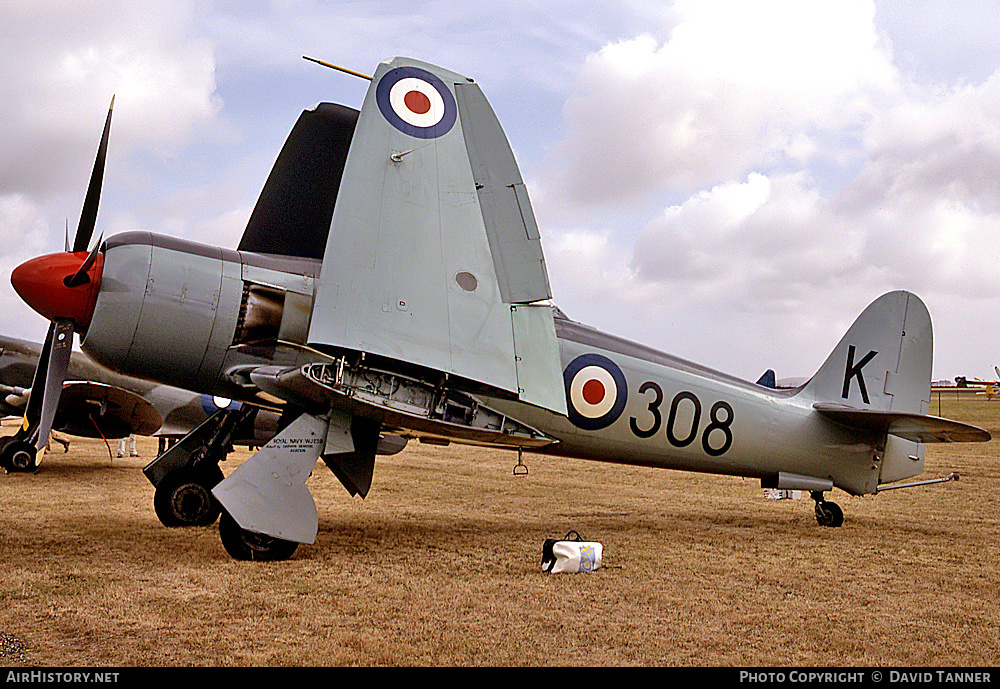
[1,391,998,667]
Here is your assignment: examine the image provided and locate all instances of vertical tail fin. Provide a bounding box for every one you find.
[800,291,989,487]
[803,291,930,487]
[800,291,932,414]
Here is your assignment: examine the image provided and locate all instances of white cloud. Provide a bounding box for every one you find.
[0,1,220,199]
[0,194,60,340]
[552,0,898,203]
[2,0,999,381]
[535,0,1000,379]
[0,0,223,343]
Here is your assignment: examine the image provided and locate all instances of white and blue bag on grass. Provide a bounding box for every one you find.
[541,530,603,573]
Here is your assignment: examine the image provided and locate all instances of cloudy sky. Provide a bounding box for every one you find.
[2,0,1000,384]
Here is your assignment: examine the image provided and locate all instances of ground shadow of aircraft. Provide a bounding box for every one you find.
[6,56,991,561]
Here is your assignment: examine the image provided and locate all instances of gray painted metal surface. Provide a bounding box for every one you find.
[307,57,563,415]
[0,334,276,445]
[11,56,987,552]
[455,81,551,304]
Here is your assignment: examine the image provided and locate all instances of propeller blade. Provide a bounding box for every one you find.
[64,233,104,288]
[17,320,74,451]
[20,321,56,430]
[74,96,114,253]
[32,319,74,449]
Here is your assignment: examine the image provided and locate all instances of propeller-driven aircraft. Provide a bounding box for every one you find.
[972,366,1000,400]
[0,334,286,529]
[0,334,277,458]
[5,57,991,561]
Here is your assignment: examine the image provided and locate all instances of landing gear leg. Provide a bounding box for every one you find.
[811,491,844,527]
[144,407,256,527]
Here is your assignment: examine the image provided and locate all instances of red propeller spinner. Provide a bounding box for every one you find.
[10,249,104,332]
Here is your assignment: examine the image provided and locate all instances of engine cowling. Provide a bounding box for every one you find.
[81,231,320,398]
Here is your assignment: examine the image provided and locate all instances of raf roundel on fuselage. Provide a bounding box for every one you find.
[564,353,628,431]
[376,66,457,139]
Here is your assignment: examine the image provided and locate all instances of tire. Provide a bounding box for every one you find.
[153,467,224,527]
[815,500,844,528]
[1,439,39,473]
[219,511,298,562]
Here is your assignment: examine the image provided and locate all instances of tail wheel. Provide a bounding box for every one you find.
[219,511,298,562]
[815,500,844,528]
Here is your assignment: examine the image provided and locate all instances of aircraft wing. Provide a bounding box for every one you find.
[53,381,162,438]
[306,57,566,419]
[209,58,577,515]
[813,403,991,443]
[234,359,557,450]
[0,378,161,440]
[0,335,272,443]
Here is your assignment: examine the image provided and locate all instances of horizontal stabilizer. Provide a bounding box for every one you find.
[813,403,991,443]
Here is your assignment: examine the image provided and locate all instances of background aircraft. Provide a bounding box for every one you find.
[0,333,285,528]
[0,334,274,449]
[5,56,990,561]
[973,366,1000,400]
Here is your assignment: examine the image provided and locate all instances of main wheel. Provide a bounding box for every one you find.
[0,439,39,473]
[219,511,298,561]
[153,467,224,527]
[815,500,844,528]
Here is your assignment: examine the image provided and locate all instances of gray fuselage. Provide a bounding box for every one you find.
[79,231,890,495]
